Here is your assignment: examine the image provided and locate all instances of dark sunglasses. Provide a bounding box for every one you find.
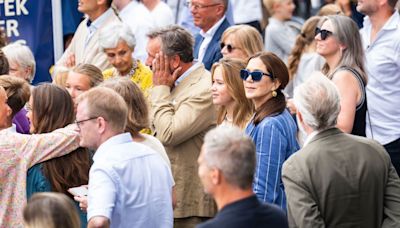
[220,42,237,53]
[315,27,333,40]
[240,69,274,81]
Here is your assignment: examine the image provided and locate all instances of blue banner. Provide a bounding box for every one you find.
[0,0,54,84]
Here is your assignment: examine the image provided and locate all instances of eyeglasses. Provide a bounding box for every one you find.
[315,27,333,41]
[75,117,98,130]
[220,42,238,53]
[184,1,220,10]
[240,69,274,81]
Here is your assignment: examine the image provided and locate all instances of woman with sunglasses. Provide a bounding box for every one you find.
[26,84,90,228]
[220,25,264,61]
[243,52,299,210]
[315,15,367,136]
[211,58,253,128]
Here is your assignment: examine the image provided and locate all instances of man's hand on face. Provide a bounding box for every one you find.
[152,51,182,88]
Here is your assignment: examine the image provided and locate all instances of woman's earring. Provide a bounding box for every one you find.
[272,90,277,97]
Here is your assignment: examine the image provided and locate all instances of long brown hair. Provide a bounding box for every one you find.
[248,52,289,125]
[287,16,321,79]
[31,84,90,195]
[211,58,254,128]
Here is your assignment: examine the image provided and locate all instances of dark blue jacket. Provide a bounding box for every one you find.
[194,17,231,70]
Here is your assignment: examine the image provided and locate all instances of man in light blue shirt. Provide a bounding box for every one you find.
[75,87,174,228]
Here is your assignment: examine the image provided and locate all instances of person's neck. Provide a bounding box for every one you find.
[325,53,341,75]
[272,14,289,22]
[253,93,272,110]
[367,8,394,41]
[214,186,254,211]
[225,102,235,122]
[201,16,222,33]
[87,7,108,22]
[97,130,124,149]
[176,62,194,78]
[144,0,159,11]
[113,0,132,11]
[119,61,134,76]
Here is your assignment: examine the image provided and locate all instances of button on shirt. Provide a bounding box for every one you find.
[360,12,400,145]
[85,8,114,47]
[198,16,226,62]
[87,133,174,228]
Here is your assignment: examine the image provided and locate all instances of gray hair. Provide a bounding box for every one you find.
[203,125,255,189]
[147,25,194,63]
[2,41,36,82]
[98,23,136,51]
[293,74,341,131]
[319,15,367,83]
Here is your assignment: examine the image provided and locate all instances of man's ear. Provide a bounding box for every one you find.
[171,54,181,69]
[97,117,107,135]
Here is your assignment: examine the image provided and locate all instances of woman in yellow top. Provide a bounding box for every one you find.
[99,23,153,97]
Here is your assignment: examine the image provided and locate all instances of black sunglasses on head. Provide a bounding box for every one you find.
[220,42,237,53]
[240,69,274,81]
[315,27,333,40]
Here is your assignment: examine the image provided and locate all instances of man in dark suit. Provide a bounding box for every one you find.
[190,0,231,70]
[282,75,400,228]
[197,125,288,228]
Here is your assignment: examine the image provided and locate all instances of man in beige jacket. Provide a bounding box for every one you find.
[146,25,217,228]
[282,75,400,228]
[57,0,120,71]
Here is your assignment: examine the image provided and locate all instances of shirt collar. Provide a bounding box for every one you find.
[174,61,202,87]
[200,16,226,38]
[303,130,319,147]
[88,8,113,31]
[4,124,17,133]
[363,11,400,32]
[93,132,132,161]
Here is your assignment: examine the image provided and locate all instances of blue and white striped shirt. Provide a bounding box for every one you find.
[245,109,299,211]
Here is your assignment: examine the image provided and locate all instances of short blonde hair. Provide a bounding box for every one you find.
[52,66,69,87]
[23,192,80,228]
[317,4,344,16]
[221,25,263,59]
[263,0,285,15]
[77,87,128,132]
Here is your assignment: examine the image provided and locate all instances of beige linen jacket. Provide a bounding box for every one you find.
[150,64,217,218]
[282,128,400,228]
[57,9,120,71]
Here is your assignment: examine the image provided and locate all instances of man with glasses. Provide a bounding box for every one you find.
[191,0,231,70]
[74,87,174,228]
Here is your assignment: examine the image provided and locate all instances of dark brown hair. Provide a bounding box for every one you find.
[31,84,90,195]
[0,50,9,75]
[248,52,288,125]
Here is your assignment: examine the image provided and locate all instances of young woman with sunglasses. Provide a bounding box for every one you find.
[315,15,367,136]
[243,52,299,210]
[220,25,264,61]
[211,58,253,128]
[26,84,90,228]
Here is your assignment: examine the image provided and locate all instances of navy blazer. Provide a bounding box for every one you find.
[194,18,232,70]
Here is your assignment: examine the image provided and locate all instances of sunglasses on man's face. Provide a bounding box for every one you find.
[240,69,274,81]
[220,42,238,53]
[315,27,333,40]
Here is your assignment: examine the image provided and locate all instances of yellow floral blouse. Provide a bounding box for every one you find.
[103,60,153,97]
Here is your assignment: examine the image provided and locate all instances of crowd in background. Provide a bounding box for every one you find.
[0,0,400,227]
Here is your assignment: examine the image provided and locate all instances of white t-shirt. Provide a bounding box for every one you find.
[151,2,174,28]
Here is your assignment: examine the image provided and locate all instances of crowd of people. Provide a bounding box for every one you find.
[0,0,400,227]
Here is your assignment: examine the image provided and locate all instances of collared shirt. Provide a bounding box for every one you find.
[87,133,174,228]
[360,11,400,144]
[0,126,79,228]
[174,61,202,87]
[198,16,226,62]
[85,8,114,46]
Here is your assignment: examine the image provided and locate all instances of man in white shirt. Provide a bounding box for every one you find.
[113,0,155,62]
[75,87,174,228]
[191,0,231,70]
[357,0,400,174]
[57,0,120,71]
